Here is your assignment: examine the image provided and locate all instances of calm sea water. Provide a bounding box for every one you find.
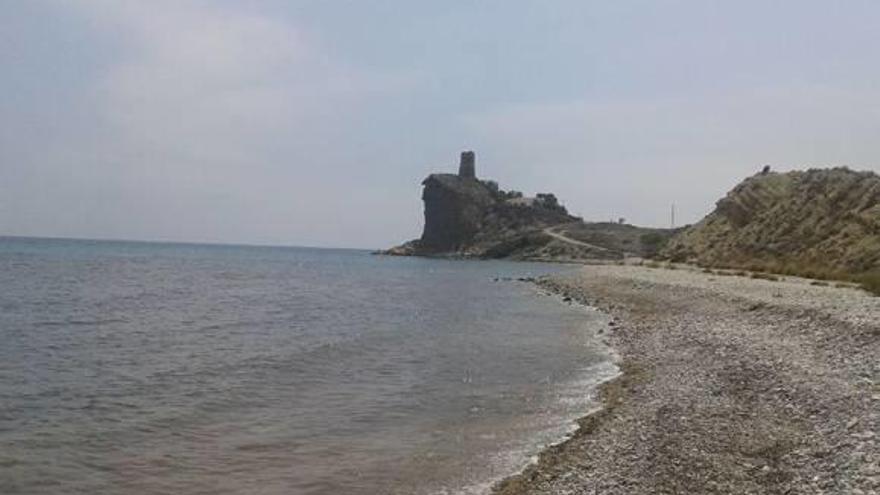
[0,237,615,495]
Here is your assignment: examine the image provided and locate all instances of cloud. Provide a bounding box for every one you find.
[22,0,416,245]
[80,1,373,173]
[10,1,880,245]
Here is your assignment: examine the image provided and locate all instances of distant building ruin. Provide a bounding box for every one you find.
[458,151,476,179]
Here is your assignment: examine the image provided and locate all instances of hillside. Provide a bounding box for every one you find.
[663,167,880,277]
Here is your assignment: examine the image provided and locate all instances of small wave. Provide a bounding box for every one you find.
[448,347,621,495]
[34,318,128,327]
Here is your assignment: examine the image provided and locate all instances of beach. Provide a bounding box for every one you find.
[495,264,880,494]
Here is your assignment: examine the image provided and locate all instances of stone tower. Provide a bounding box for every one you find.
[458,151,476,179]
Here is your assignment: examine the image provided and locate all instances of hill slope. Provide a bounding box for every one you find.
[663,167,880,276]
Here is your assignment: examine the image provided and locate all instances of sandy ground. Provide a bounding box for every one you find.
[493,264,880,495]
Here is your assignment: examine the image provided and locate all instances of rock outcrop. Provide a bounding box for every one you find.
[386,152,677,260]
[419,172,495,252]
[663,167,880,275]
[388,152,578,257]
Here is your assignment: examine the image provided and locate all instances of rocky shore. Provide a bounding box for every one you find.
[494,265,880,494]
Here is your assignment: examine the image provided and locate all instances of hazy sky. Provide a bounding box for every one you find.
[3,1,880,248]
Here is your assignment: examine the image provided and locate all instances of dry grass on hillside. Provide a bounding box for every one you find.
[661,168,880,296]
[857,272,880,296]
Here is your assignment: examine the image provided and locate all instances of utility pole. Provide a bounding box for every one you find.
[671,203,676,229]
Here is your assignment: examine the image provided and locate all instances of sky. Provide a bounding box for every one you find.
[3,1,880,248]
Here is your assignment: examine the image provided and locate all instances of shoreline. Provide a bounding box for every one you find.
[493,264,880,494]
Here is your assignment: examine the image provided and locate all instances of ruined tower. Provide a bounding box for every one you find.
[458,151,476,179]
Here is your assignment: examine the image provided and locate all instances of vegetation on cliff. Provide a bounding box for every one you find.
[662,167,880,293]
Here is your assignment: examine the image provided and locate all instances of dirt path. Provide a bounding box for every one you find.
[543,227,614,253]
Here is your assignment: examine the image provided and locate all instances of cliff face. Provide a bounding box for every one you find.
[663,167,880,275]
[419,174,495,252]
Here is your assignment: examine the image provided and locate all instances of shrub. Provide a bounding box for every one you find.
[857,272,880,296]
[535,193,567,214]
[692,260,878,295]
[639,232,670,257]
[482,180,500,195]
[501,190,523,200]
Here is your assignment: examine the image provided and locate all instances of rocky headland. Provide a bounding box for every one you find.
[384,152,676,261]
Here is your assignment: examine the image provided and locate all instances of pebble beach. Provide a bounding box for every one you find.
[495,264,880,494]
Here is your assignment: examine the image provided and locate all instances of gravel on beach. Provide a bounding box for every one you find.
[494,265,880,495]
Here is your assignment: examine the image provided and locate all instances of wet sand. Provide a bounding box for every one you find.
[494,264,880,494]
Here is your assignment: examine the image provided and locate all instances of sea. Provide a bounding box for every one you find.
[0,237,617,495]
